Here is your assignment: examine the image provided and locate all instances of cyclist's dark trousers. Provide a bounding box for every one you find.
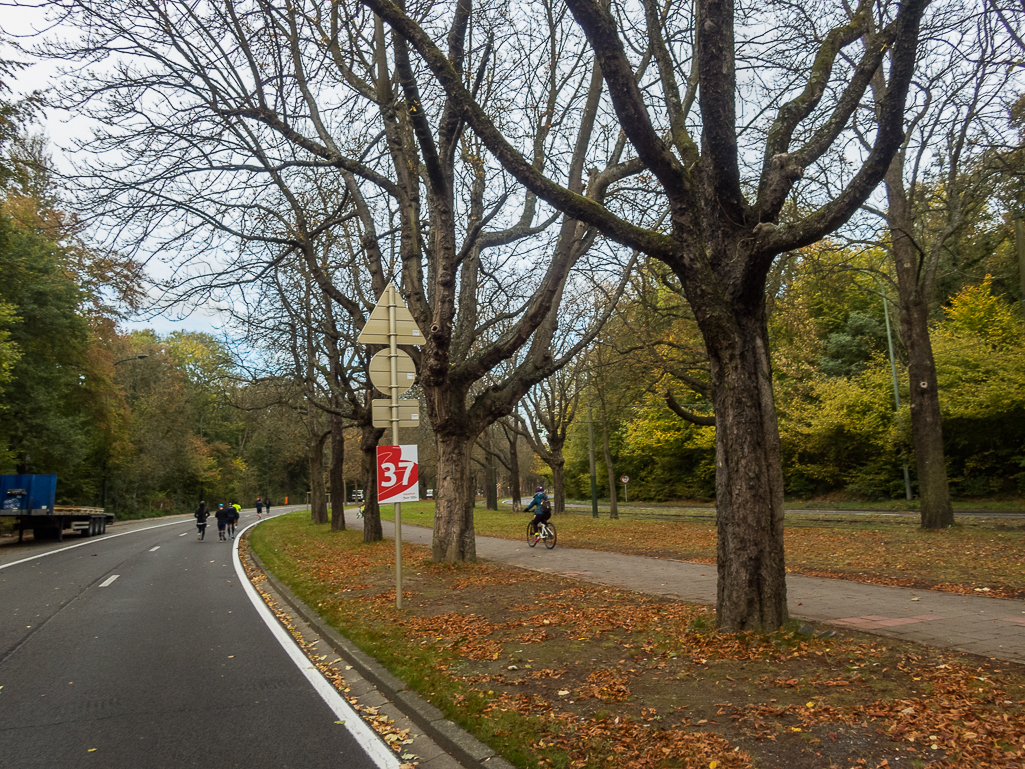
[530,510,551,531]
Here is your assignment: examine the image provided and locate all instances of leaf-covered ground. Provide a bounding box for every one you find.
[388,505,1025,599]
[248,514,1025,769]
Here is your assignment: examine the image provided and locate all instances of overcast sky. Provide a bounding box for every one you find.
[3,3,226,339]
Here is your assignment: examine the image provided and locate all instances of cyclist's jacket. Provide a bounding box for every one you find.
[525,492,546,513]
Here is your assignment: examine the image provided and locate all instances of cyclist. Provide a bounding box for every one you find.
[195,501,210,541]
[524,486,551,541]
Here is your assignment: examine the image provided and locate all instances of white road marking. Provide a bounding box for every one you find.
[0,518,194,571]
[149,546,160,552]
[232,521,399,769]
[99,575,119,587]
[1,507,300,572]
[179,532,189,537]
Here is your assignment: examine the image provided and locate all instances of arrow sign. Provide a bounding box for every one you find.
[377,445,419,504]
[357,284,423,345]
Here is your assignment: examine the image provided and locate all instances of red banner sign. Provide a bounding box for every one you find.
[376,445,420,504]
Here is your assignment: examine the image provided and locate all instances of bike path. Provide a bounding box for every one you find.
[371,517,1025,666]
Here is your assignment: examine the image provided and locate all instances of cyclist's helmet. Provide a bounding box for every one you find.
[536,486,544,492]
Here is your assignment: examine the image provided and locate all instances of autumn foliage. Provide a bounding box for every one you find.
[248,515,1025,769]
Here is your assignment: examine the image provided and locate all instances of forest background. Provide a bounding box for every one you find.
[1,7,1024,522]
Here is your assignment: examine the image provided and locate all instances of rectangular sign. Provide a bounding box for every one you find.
[371,399,420,428]
[377,445,420,504]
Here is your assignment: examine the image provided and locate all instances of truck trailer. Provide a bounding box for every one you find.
[1,474,113,542]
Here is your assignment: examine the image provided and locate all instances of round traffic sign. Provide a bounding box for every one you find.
[369,349,417,397]
[620,475,630,484]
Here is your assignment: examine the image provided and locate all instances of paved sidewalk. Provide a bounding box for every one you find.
[376,518,1025,666]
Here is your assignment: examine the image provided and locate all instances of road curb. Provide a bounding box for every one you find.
[247,549,515,769]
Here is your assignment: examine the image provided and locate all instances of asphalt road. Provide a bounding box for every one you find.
[0,511,398,769]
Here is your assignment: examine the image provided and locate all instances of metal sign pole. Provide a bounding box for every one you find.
[359,283,421,611]
[389,300,403,610]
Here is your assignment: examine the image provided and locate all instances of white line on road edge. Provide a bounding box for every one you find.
[99,575,119,587]
[232,521,400,769]
[149,546,160,551]
[0,508,301,572]
[0,518,192,571]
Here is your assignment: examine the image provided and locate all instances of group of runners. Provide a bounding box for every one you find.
[193,497,273,541]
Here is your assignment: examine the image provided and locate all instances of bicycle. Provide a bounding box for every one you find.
[526,520,557,549]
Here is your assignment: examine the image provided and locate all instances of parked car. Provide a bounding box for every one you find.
[426,489,434,499]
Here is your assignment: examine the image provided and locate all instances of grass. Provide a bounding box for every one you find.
[376,501,1025,599]
[248,512,1025,769]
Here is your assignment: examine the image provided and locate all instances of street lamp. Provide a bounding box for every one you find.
[104,354,149,508]
[1014,211,1025,317]
[114,353,149,366]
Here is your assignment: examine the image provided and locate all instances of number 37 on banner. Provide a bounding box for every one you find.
[377,445,420,504]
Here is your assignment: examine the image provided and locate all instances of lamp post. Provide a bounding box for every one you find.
[104,354,150,508]
[1015,211,1025,317]
[878,279,913,501]
[114,354,149,366]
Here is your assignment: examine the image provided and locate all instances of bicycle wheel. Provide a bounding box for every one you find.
[526,522,539,547]
[543,522,557,549]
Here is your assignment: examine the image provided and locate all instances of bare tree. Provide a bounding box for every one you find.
[42,0,636,563]
[865,7,1017,528]
[362,0,929,630]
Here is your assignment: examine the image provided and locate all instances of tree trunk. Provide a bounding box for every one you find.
[886,164,954,530]
[902,299,954,529]
[483,427,498,510]
[309,427,328,525]
[703,302,788,632]
[329,411,346,531]
[360,422,384,542]
[507,428,521,512]
[551,457,566,515]
[433,432,477,562]
[601,416,618,519]
[549,436,567,514]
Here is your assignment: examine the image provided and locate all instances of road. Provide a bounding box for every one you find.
[0,511,398,769]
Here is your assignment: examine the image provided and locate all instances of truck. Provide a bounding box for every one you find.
[1,474,114,542]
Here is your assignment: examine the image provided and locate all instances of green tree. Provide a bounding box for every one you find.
[0,205,93,476]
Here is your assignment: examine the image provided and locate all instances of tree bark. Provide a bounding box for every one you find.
[901,298,954,528]
[433,432,476,561]
[308,419,329,525]
[482,427,498,510]
[506,426,521,512]
[360,422,385,542]
[329,410,346,531]
[701,297,789,632]
[551,453,566,515]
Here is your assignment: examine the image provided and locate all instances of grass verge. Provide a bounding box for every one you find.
[249,512,1025,769]
[376,503,1025,599]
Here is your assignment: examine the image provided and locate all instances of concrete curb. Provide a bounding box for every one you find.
[247,549,516,769]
